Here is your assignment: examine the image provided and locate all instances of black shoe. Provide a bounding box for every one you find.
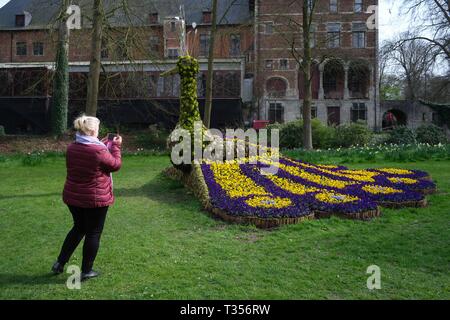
[81,270,100,281]
[51,261,65,275]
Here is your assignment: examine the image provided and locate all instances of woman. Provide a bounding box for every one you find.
[52,115,122,281]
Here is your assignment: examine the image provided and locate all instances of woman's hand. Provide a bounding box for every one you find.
[113,135,123,146]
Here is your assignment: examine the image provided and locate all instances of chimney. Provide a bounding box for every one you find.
[202,10,212,24]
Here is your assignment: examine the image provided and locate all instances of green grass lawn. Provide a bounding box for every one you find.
[0,155,449,299]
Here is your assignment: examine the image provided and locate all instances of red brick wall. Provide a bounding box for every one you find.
[256,0,378,96]
[0,24,253,63]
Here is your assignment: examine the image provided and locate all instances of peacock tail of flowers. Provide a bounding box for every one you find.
[200,154,436,223]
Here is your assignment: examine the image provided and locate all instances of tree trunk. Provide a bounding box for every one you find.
[85,0,103,117]
[302,0,313,150]
[51,0,70,136]
[203,0,218,128]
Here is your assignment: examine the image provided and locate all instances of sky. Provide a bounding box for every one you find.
[0,0,412,44]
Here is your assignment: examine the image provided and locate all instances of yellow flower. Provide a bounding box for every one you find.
[315,192,359,204]
[388,177,418,184]
[279,163,354,189]
[211,163,268,198]
[377,168,414,175]
[245,196,293,209]
[362,185,403,194]
[284,158,377,182]
[267,175,318,195]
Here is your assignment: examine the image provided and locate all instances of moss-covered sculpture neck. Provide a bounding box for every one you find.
[162,56,202,131]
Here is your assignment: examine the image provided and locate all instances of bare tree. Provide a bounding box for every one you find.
[387,34,435,101]
[51,0,71,135]
[85,0,104,116]
[277,0,324,150]
[203,0,218,129]
[400,0,450,60]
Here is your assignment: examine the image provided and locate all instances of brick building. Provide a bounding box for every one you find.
[0,0,380,133]
[254,0,379,129]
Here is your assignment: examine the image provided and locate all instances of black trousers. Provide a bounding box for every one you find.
[57,205,108,273]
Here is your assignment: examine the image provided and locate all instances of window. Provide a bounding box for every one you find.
[265,59,274,69]
[354,0,363,13]
[16,42,27,56]
[160,74,180,97]
[148,74,158,97]
[269,103,284,124]
[225,72,240,97]
[279,59,288,70]
[307,0,315,12]
[323,74,337,94]
[200,33,210,56]
[149,12,158,24]
[33,42,44,56]
[168,48,179,59]
[310,25,316,48]
[170,21,176,32]
[422,113,427,122]
[117,42,128,60]
[265,22,273,34]
[198,73,207,97]
[352,23,366,48]
[351,103,367,122]
[432,112,438,124]
[230,34,241,57]
[266,77,287,97]
[101,44,109,59]
[203,11,212,24]
[149,36,160,53]
[15,14,25,27]
[330,0,338,13]
[327,23,340,48]
[311,106,317,119]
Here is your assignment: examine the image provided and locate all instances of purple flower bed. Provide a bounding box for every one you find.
[200,157,436,219]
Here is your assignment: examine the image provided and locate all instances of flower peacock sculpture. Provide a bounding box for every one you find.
[163,55,437,228]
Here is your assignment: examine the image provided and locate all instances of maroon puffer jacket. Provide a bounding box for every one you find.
[63,142,122,208]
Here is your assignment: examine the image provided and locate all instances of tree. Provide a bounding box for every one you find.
[202,0,242,128]
[203,0,218,129]
[387,34,435,101]
[85,0,104,116]
[380,74,403,100]
[51,0,71,136]
[400,0,450,61]
[300,0,314,150]
[278,0,320,150]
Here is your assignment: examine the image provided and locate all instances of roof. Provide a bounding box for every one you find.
[0,0,252,30]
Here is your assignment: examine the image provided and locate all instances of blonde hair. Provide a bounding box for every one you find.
[74,115,100,136]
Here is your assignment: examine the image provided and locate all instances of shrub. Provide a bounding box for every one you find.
[331,122,373,148]
[370,133,389,146]
[267,121,302,149]
[135,126,169,151]
[386,126,416,145]
[268,119,334,149]
[311,119,334,149]
[415,124,447,145]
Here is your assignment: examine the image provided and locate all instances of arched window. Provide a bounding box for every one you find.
[348,60,370,99]
[266,77,287,98]
[323,59,344,99]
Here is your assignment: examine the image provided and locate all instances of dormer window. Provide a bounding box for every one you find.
[202,10,212,24]
[15,14,25,27]
[149,12,158,24]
